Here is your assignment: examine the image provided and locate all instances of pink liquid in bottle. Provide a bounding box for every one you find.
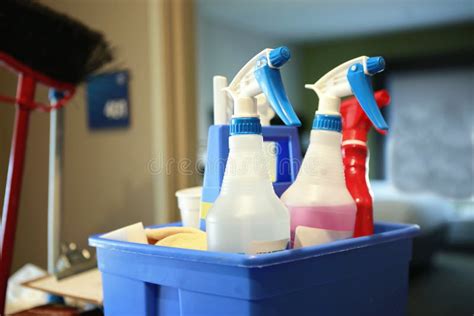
[289,204,356,248]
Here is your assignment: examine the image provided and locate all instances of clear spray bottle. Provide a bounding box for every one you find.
[206,47,301,254]
[281,56,388,248]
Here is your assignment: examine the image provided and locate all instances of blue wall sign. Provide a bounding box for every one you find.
[86,70,130,130]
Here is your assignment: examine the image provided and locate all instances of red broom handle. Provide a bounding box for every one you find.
[0,74,35,313]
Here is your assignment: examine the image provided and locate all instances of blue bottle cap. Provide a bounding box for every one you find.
[312,115,342,132]
[230,117,262,135]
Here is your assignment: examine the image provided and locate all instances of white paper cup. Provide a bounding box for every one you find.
[175,186,202,228]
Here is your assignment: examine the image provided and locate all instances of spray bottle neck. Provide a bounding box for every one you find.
[342,125,372,143]
[316,95,341,116]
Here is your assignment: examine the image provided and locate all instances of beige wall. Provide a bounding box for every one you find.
[0,0,166,272]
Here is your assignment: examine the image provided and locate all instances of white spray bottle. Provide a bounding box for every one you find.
[281,56,388,248]
[206,47,301,254]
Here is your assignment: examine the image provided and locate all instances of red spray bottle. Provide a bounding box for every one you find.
[340,90,390,237]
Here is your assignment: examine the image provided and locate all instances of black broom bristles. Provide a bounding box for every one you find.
[0,0,113,85]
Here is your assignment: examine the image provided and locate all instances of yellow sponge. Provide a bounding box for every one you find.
[155,232,207,251]
[145,227,203,244]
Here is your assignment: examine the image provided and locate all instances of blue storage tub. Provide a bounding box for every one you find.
[89,221,419,316]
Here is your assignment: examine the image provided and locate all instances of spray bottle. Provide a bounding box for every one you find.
[200,68,302,231]
[206,47,301,254]
[281,56,388,248]
[341,90,390,237]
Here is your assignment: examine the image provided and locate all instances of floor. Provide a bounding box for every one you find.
[408,251,474,316]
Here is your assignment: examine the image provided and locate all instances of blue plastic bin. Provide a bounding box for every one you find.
[89,222,419,316]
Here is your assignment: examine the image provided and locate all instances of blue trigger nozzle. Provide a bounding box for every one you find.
[254,46,301,127]
[366,56,385,75]
[269,46,291,68]
[347,58,389,131]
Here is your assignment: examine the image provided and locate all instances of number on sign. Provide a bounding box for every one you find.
[104,99,128,120]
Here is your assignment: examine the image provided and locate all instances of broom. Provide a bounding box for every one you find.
[0,0,112,312]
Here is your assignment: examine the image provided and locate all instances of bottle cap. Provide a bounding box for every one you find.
[312,114,342,132]
[230,117,262,135]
